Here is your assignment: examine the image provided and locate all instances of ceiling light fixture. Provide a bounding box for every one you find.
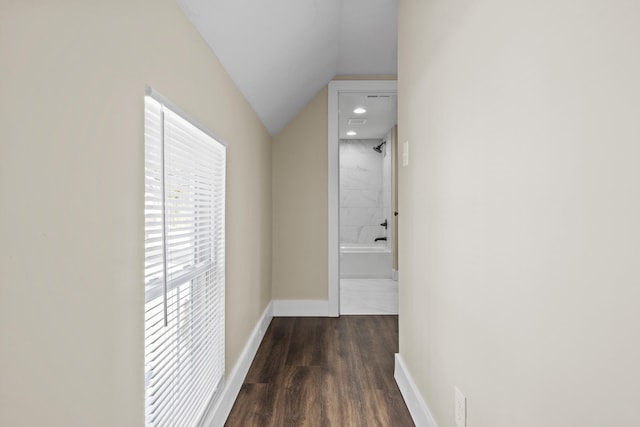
[353,107,366,114]
[346,130,357,136]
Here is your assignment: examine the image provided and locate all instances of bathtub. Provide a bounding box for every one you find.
[340,243,392,278]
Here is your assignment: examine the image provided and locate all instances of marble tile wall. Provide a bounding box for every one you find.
[339,139,387,245]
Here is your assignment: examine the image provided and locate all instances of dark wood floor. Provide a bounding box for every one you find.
[225,315,415,427]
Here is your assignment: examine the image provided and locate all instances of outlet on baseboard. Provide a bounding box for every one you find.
[454,386,466,427]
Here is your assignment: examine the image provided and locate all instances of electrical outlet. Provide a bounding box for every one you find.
[402,140,409,166]
[454,386,467,427]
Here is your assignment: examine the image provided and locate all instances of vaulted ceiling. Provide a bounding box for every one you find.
[177,0,398,136]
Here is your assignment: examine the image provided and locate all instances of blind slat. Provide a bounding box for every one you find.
[144,95,225,427]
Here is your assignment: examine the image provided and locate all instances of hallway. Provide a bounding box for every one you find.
[225,316,414,426]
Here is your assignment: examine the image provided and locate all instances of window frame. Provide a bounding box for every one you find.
[143,87,227,427]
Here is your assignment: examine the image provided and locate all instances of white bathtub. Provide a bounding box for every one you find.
[340,243,392,278]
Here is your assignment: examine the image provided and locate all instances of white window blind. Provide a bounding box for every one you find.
[144,92,226,427]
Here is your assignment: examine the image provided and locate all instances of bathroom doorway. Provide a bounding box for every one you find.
[327,80,398,316]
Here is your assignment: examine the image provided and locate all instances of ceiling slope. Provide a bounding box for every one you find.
[178,0,397,136]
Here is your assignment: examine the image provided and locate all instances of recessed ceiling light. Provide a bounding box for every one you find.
[346,130,357,136]
[353,107,366,114]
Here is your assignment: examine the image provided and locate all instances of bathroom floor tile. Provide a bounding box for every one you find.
[340,278,398,315]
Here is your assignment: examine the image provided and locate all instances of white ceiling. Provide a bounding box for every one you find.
[177,0,398,136]
[339,92,397,139]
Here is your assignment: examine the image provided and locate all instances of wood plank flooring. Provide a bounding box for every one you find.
[225,315,414,427]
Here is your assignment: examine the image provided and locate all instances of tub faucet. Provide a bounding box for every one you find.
[374,237,387,242]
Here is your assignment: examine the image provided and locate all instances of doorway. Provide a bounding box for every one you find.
[327,80,398,316]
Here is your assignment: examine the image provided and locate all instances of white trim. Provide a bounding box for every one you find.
[394,353,438,427]
[199,301,274,427]
[327,84,340,317]
[272,299,329,317]
[145,85,228,147]
[327,80,398,318]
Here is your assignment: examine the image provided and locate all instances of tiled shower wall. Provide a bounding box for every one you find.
[339,139,387,245]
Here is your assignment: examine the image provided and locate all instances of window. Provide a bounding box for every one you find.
[144,90,226,427]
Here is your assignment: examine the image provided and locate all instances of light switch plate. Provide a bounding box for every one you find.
[454,386,466,427]
[402,141,409,166]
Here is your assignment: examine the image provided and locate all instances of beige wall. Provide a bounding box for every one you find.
[0,2,271,426]
[272,88,329,300]
[398,0,640,426]
[272,76,397,301]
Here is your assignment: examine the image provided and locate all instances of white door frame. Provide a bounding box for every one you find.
[327,79,398,316]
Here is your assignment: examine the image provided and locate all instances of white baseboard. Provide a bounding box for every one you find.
[394,353,438,427]
[392,269,399,281]
[273,299,329,317]
[199,301,273,427]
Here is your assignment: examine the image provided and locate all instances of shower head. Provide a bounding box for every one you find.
[373,141,386,153]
